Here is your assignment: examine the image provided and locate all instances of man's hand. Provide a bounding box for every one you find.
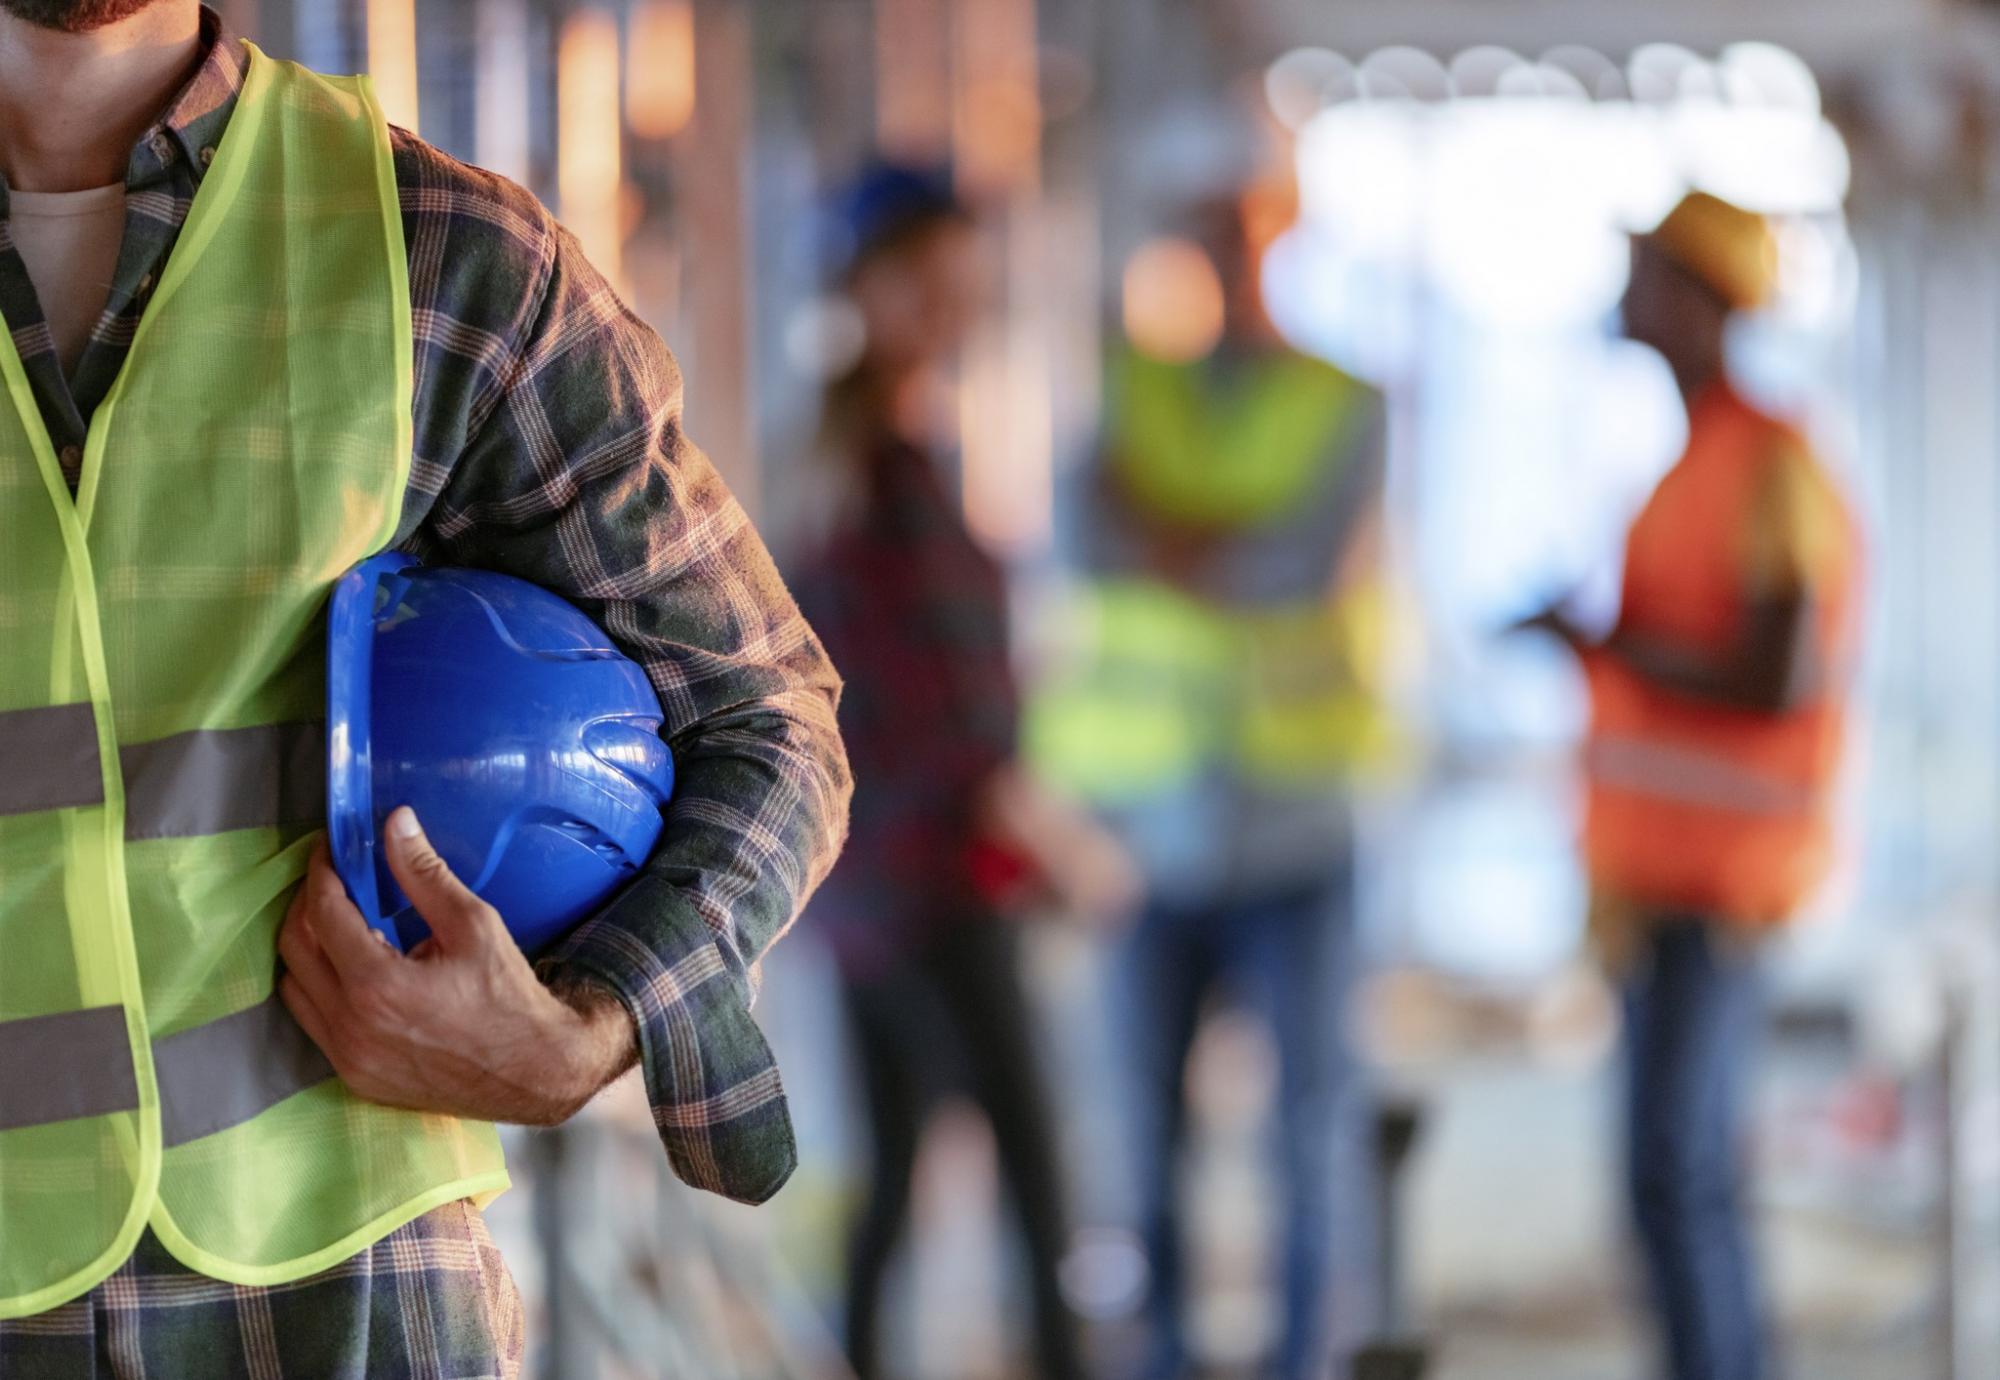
[278,807,638,1126]
[976,762,1144,929]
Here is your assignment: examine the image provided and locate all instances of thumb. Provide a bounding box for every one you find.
[382,806,505,952]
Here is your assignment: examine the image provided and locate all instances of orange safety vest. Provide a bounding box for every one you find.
[1584,384,1859,927]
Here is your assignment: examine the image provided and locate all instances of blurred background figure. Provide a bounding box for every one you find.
[1030,166,1392,1380]
[1514,192,1862,1380]
[790,161,1136,1380]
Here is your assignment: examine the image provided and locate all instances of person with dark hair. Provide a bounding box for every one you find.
[794,163,1133,1380]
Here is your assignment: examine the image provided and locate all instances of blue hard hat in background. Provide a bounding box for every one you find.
[821,160,967,283]
[326,554,675,956]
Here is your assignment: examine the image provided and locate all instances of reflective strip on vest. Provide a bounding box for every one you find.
[121,722,325,840]
[0,1008,135,1133]
[153,995,335,1147]
[1587,736,1818,816]
[0,996,332,1145]
[0,716,323,835]
[0,702,105,817]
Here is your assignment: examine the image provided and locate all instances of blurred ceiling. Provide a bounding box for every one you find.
[1264,0,1971,73]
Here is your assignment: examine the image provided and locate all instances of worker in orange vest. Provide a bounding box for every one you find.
[1517,191,1861,1380]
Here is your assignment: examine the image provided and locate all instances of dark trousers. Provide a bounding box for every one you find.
[841,921,1084,1380]
[1119,878,1357,1380]
[1623,917,1767,1380]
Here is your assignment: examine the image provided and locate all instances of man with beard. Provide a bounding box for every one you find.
[0,3,850,1375]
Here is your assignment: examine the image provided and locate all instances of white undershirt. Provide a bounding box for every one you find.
[7,183,126,381]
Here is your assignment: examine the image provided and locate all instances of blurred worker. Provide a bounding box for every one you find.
[1030,179,1392,1380]
[794,164,1134,1380]
[1517,192,1861,1380]
[0,2,849,1372]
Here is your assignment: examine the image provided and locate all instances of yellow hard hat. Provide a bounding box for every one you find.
[1642,191,1779,311]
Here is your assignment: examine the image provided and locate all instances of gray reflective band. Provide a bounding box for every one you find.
[154,993,335,1147]
[0,994,334,1145]
[1588,737,1818,816]
[122,722,326,841]
[0,702,106,818]
[0,1006,137,1133]
[0,715,323,834]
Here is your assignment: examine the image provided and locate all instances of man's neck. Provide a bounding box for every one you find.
[1224,287,1280,352]
[1671,349,1726,410]
[0,2,203,192]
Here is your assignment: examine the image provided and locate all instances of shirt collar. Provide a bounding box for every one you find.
[126,5,247,192]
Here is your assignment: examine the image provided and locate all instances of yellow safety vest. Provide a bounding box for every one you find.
[1027,578,1237,801]
[0,46,506,1319]
[1234,587,1394,788]
[1028,347,1391,800]
[1108,346,1360,530]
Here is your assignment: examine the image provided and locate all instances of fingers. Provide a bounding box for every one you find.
[278,971,333,1056]
[276,891,342,1005]
[279,859,407,1095]
[380,807,507,953]
[279,841,405,1065]
[296,838,399,983]
[301,836,352,911]
[279,967,401,1107]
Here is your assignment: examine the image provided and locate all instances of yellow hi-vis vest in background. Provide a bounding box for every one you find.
[1028,346,1393,802]
[0,45,507,1319]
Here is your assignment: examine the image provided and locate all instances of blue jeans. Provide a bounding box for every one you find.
[1118,877,1359,1380]
[1623,917,1766,1380]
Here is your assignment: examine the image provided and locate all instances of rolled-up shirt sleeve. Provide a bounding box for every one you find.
[413,212,851,1204]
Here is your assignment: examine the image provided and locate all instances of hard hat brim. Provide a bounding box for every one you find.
[326,550,417,950]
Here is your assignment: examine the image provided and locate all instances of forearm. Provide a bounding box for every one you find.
[1599,629,1770,707]
[547,974,641,1085]
[535,689,849,1202]
[1599,593,1820,713]
[412,201,851,1195]
[645,691,851,974]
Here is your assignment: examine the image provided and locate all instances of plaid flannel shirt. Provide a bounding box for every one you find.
[0,1203,527,1378]
[792,435,1017,979]
[0,12,849,1207]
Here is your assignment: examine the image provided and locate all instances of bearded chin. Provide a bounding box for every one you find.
[0,0,170,33]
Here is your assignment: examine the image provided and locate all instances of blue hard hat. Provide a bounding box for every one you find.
[326,553,674,956]
[821,160,966,282]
